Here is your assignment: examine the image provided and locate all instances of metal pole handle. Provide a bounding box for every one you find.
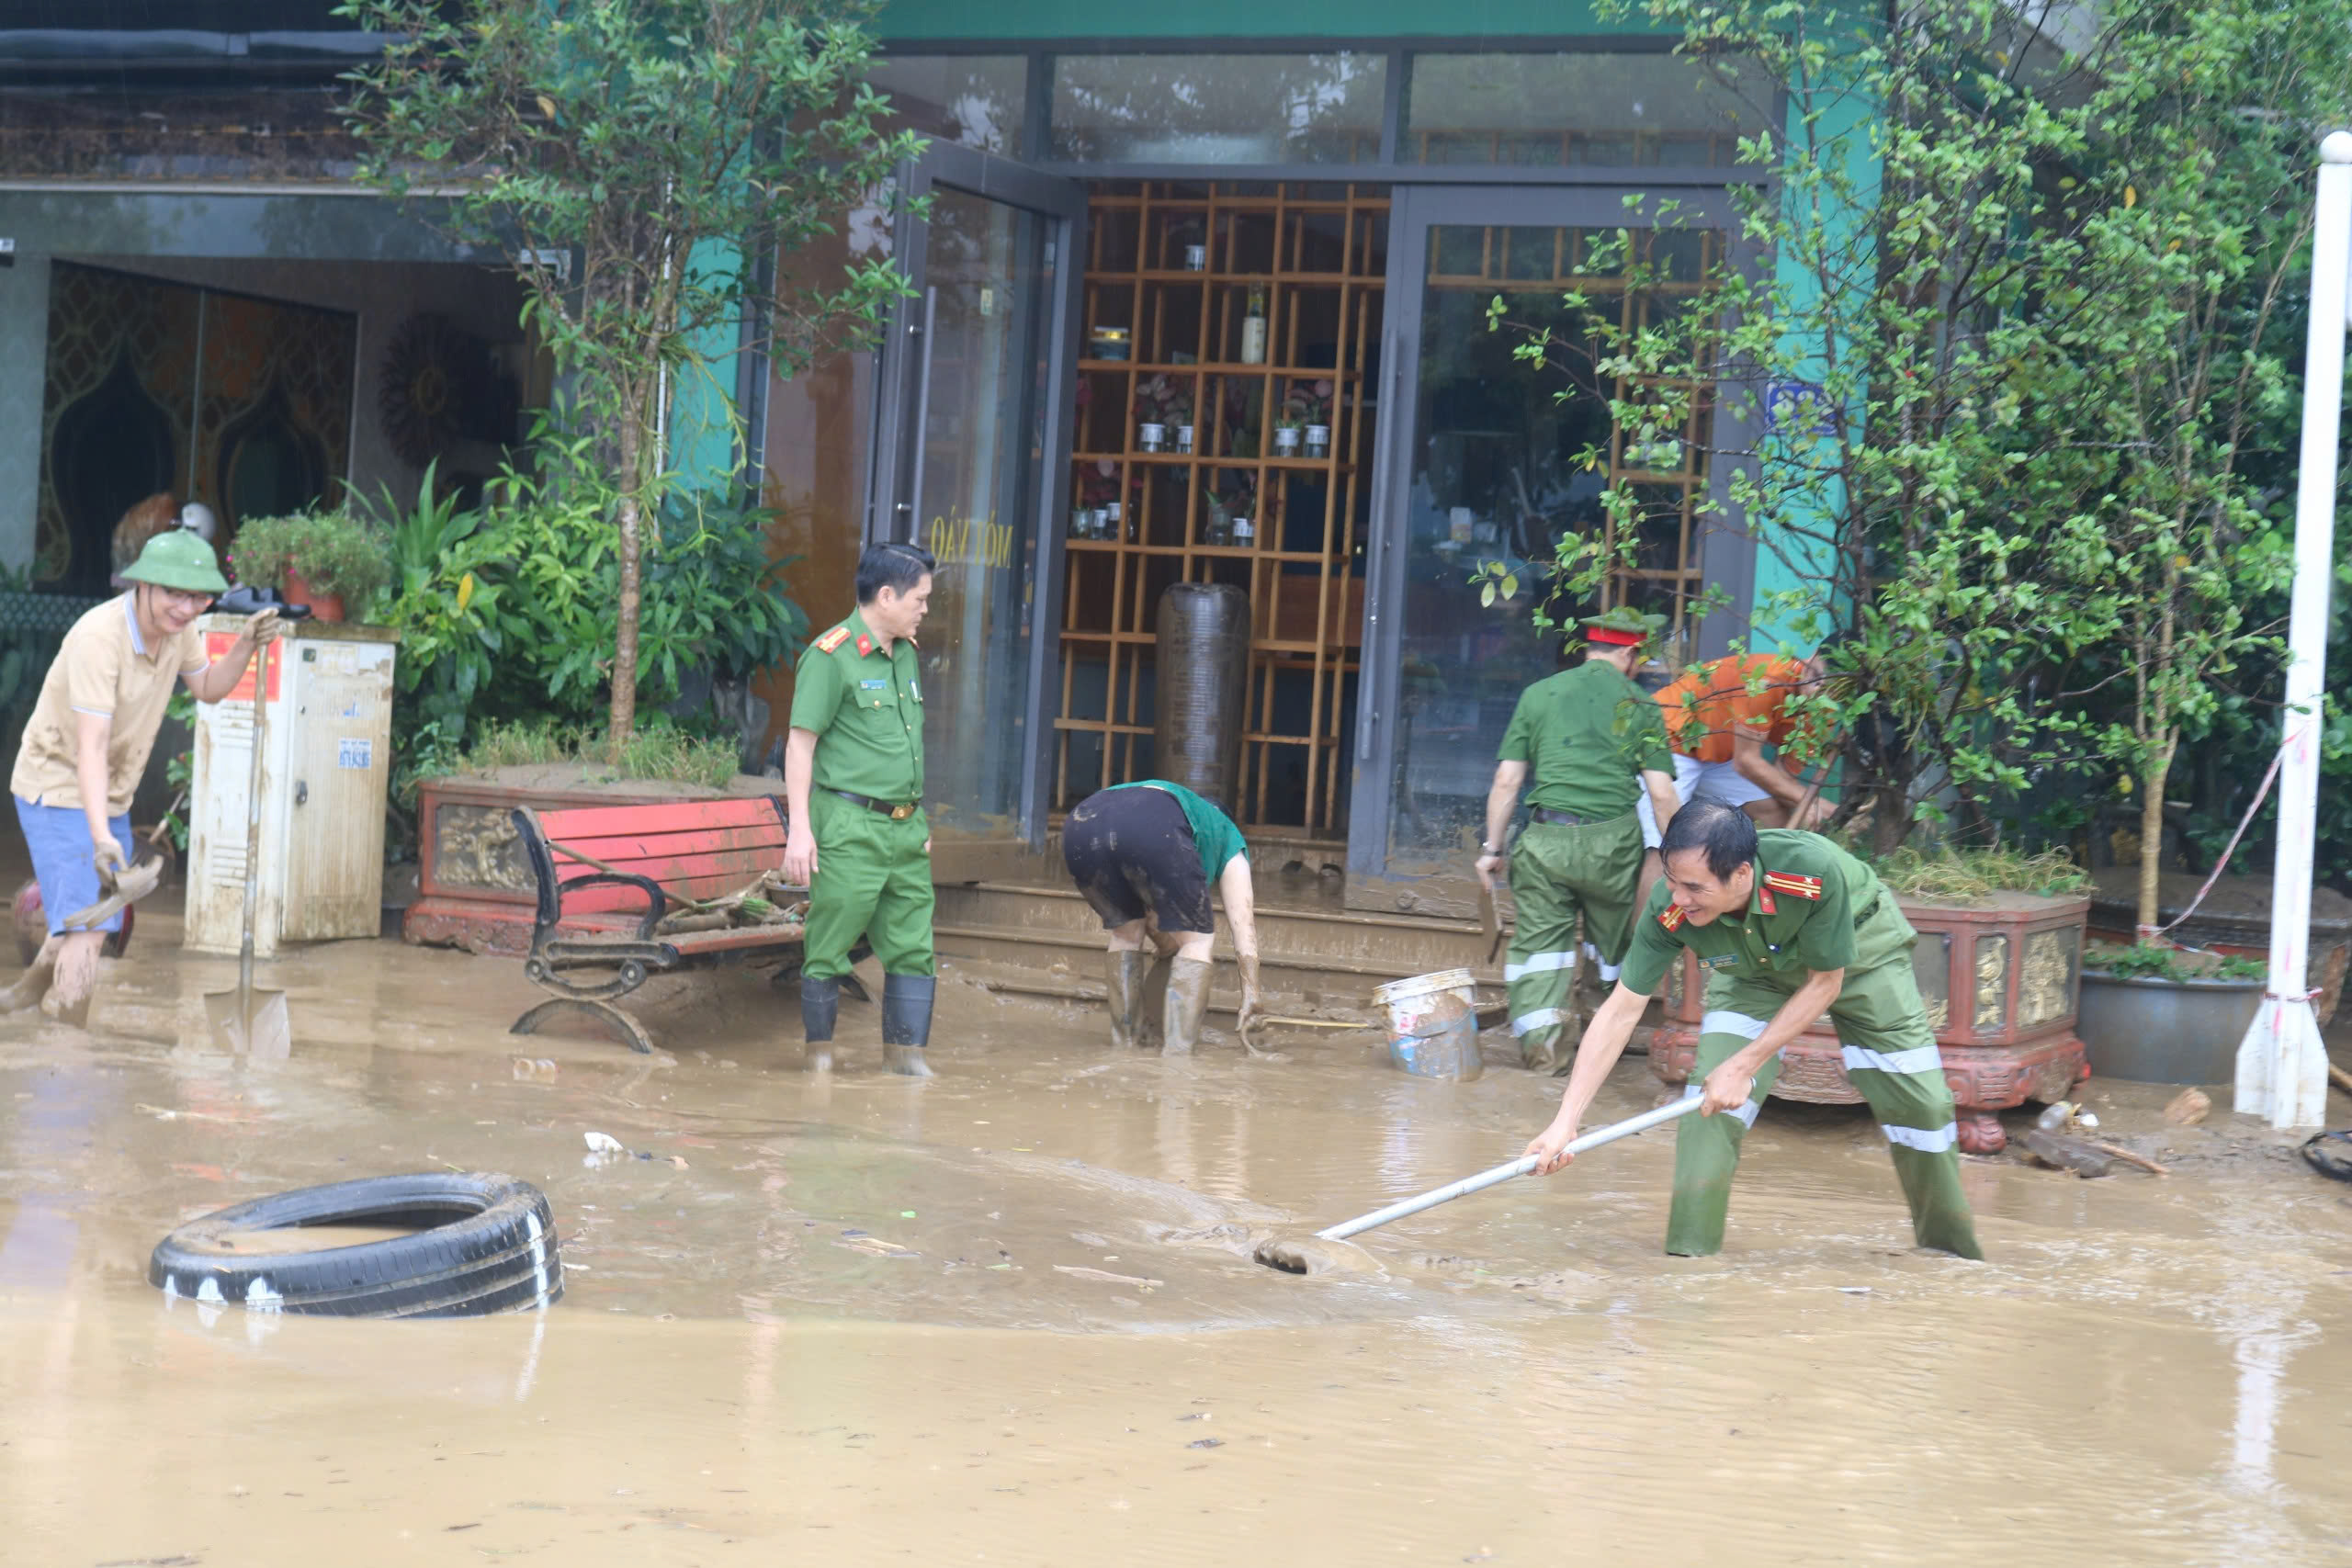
[236,650,270,997]
[1317,1095,1703,1243]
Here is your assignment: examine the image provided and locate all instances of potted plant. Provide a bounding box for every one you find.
[2077,941,2266,1085]
[1651,843,2093,1152]
[1135,374,1191,455]
[1071,459,1120,539]
[1285,379,1334,458]
[1272,413,1304,457]
[229,508,393,623]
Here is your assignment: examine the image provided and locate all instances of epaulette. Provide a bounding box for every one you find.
[855,634,874,657]
[1659,903,1687,931]
[812,625,852,653]
[1762,870,1824,901]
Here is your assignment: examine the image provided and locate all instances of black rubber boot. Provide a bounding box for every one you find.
[881,973,936,1077]
[1162,957,1212,1055]
[801,975,840,1071]
[1104,951,1148,1049]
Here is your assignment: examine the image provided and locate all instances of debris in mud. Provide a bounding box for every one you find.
[2018,1128,2116,1177]
[1186,1438,1224,1449]
[2018,1129,2169,1177]
[583,1131,624,1162]
[1053,1264,1162,1287]
[2164,1088,2212,1126]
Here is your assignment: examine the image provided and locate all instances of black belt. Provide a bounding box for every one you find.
[831,789,922,821]
[1529,807,1600,827]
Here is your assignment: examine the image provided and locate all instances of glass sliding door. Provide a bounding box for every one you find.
[869,145,1086,863]
[1348,186,1745,903]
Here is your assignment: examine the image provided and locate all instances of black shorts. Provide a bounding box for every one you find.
[1061,786,1215,934]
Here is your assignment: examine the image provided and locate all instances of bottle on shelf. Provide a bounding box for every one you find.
[1240,283,1268,367]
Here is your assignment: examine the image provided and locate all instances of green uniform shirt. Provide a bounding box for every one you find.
[1497,659,1673,819]
[1621,829,1910,995]
[788,608,925,802]
[1111,780,1249,885]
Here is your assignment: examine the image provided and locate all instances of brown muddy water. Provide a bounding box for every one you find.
[4,908,2351,1565]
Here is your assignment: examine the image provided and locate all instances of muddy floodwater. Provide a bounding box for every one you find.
[4,907,2351,1566]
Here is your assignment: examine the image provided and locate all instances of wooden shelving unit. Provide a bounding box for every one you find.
[1052,181,1388,838]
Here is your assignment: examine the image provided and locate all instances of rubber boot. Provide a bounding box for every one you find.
[881,973,936,1077]
[1161,957,1212,1055]
[1104,951,1148,1049]
[801,975,841,1071]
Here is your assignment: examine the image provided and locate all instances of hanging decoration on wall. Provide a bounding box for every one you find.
[379,312,486,467]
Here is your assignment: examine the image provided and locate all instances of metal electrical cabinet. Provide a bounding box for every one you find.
[186,616,399,957]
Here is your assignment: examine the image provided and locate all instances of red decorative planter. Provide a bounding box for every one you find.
[1650,891,2091,1154]
[282,570,345,624]
[403,774,785,955]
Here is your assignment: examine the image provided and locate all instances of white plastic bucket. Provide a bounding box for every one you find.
[1371,967,1481,1081]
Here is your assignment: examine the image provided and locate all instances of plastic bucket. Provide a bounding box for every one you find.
[1372,967,1481,1081]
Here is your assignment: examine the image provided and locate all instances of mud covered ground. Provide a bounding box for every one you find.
[3,898,2350,1565]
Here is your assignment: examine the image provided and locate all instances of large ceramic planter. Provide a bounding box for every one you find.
[2076,969,2264,1084]
[403,775,784,956]
[1652,890,2092,1153]
[2085,867,2352,1026]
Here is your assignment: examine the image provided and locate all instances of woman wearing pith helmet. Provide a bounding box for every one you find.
[5,525,281,1024]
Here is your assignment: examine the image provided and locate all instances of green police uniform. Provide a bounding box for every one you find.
[1619,829,1983,1259]
[789,609,933,982]
[1497,659,1672,1070]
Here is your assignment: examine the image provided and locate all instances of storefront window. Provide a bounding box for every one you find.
[868,55,1028,154]
[1047,53,1386,164]
[1403,52,1770,166]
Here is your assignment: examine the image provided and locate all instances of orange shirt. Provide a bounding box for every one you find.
[1654,654,1816,765]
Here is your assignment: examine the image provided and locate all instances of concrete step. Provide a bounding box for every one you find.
[933,880,1505,1006]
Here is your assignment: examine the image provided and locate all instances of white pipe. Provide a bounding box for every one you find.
[2235,130,2352,1130]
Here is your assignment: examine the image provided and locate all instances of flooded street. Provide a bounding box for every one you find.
[5,908,2351,1565]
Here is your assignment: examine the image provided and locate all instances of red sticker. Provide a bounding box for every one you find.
[205,634,279,703]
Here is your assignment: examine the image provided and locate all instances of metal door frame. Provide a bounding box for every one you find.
[867,141,1088,850]
[1346,182,1757,886]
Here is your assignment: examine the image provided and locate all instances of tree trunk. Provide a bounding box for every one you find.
[2136,727,2176,941]
[610,415,644,757]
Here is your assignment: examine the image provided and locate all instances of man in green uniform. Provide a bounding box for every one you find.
[1477,607,1680,1073]
[1522,801,1983,1259]
[784,542,937,1077]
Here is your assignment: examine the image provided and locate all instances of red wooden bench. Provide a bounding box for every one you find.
[508,796,805,1054]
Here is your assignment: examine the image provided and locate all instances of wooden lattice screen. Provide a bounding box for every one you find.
[1051,181,1387,838]
[1420,223,1721,663]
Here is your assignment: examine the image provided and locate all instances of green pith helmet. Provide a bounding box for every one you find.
[119,528,229,595]
[1578,605,1668,645]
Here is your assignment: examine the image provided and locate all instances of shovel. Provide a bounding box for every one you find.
[1252,1094,1704,1273]
[205,649,290,1060]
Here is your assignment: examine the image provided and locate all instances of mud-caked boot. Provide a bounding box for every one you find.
[1161,957,1212,1055]
[881,973,936,1077]
[1104,950,1148,1049]
[800,975,841,1072]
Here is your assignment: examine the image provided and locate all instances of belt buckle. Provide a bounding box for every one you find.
[889,802,914,821]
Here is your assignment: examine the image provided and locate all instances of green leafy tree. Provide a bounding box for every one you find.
[340,0,921,751]
[1516,0,2347,866]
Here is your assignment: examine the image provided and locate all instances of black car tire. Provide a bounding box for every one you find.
[148,1171,562,1317]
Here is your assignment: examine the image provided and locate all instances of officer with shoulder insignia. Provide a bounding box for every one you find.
[1477,606,1681,1073]
[783,542,938,1077]
[1521,801,1984,1259]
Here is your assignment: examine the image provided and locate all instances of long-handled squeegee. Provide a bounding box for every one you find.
[1252,1095,1703,1273]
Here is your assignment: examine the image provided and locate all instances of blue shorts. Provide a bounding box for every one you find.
[14,796,134,935]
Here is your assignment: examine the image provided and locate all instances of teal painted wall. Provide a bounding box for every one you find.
[876,0,1645,40]
[666,242,748,497]
[1745,76,1874,656]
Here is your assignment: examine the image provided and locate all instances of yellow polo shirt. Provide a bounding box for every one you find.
[11,594,206,817]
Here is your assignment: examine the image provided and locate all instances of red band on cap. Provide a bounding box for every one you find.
[1587,627,1644,646]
